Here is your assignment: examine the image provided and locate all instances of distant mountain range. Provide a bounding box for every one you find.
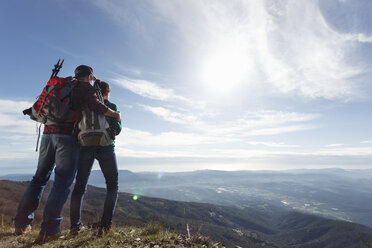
[2,168,372,229]
[1,180,372,247]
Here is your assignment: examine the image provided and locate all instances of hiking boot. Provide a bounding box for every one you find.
[14,225,32,235]
[69,226,86,236]
[34,232,64,244]
[97,227,111,237]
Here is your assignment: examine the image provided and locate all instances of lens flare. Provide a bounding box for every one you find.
[157,172,163,179]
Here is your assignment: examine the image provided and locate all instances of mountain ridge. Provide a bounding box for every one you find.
[2,168,372,229]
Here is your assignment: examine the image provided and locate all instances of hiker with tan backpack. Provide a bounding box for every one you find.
[14,63,121,244]
[70,80,122,236]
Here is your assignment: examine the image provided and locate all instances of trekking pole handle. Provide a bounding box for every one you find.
[50,58,64,78]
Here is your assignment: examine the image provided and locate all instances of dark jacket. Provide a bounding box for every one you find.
[104,99,122,149]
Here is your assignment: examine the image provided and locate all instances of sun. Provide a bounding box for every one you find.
[201,41,250,95]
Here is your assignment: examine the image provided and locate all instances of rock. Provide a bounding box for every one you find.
[135,237,141,242]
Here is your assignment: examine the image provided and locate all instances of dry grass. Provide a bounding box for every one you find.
[0,224,218,248]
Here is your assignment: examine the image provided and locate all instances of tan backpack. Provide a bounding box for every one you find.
[77,82,113,146]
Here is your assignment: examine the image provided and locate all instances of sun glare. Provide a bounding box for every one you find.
[201,42,250,95]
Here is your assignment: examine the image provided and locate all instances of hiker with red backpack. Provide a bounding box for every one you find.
[70,80,121,236]
[14,64,121,244]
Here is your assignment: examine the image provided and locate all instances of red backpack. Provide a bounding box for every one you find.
[29,76,76,124]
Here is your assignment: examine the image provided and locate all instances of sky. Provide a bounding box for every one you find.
[0,0,372,174]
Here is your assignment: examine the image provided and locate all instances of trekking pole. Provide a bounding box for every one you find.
[50,58,64,78]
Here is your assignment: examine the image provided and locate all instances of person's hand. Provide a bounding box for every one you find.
[115,111,121,122]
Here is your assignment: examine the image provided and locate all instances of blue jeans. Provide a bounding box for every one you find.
[14,134,78,235]
[70,148,118,230]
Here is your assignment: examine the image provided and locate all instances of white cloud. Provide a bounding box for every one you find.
[111,76,205,108]
[0,152,36,160]
[140,103,320,136]
[316,147,372,157]
[1,98,370,170]
[234,110,319,129]
[113,107,318,153]
[116,127,235,147]
[115,144,372,162]
[118,107,319,152]
[0,135,34,141]
[208,110,320,137]
[0,99,33,114]
[142,105,200,125]
[247,125,316,136]
[344,33,372,43]
[111,77,186,102]
[0,99,36,134]
[248,141,299,148]
[93,0,370,101]
[141,105,320,138]
[326,144,344,147]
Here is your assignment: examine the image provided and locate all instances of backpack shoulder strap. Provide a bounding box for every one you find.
[59,77,76,99]
[37,84,59,116]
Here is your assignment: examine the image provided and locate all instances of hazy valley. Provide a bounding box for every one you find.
[2,169,372,227]
[12,168,368,229]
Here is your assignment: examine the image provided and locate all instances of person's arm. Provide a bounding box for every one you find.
[82,82,111,115]
[80,82,122,122]
[106,102,122,135]
[104,108,121,122]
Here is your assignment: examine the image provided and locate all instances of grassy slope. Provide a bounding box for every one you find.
[0,223,221,248]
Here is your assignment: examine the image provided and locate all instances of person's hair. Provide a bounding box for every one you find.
[74,65,93,79]
[99,80,111,98]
